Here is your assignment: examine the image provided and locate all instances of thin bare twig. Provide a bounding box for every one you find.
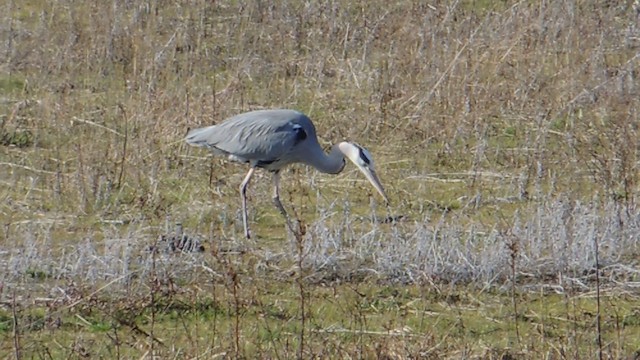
[115,104,128,189]
[12,289,21,360]
[594,233,603,360]
[0,162,71,176]
[71,116,125,137]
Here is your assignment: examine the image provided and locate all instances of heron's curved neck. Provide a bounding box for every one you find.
[307,144,346,174]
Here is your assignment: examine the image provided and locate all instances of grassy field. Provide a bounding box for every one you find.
[2,0,640,358]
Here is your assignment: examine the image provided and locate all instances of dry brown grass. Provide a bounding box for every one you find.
[2,0,640,358]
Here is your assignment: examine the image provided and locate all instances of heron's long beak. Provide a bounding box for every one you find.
[359,167,389,205]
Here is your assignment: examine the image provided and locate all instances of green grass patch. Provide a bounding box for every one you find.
[2,0,640,358]
[0,76,25,94]
[4,283,640,358]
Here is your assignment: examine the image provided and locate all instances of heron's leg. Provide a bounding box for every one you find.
[271,171,287,216]
[240,167,255,239]
[272,171,296,235]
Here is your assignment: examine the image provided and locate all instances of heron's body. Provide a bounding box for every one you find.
[186,109,388,238]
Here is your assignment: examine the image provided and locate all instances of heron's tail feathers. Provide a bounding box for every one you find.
[185,126,216,147]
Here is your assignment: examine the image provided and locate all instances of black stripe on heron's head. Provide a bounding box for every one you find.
[354,144,371,165]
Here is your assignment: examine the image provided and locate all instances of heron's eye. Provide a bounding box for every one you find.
[292,124,307,142]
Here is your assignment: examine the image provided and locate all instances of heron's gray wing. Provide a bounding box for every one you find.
[186,110,312,164]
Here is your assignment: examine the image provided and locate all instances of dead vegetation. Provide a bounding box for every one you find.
[1,0,640,358]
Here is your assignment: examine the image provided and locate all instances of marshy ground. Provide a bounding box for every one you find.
[2,1,640,358]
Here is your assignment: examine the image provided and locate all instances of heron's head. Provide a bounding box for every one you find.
[338,142,389,205]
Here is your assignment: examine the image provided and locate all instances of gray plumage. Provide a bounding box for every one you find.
[186,109,388,238]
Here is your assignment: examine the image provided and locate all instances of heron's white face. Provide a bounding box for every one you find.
[338,142,389,204]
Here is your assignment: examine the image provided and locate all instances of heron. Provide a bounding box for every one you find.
[185,109,389,239]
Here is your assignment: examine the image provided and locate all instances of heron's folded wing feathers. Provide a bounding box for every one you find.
[186,110,311,163]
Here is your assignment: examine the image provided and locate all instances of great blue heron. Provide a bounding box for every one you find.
[186,109,389,238]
